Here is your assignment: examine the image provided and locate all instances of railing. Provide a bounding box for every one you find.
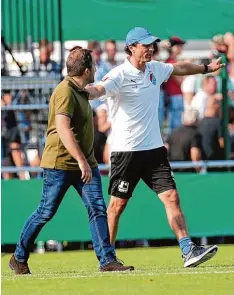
[1,76,60,90]
[1,104,48,111]
[1,161,234,175]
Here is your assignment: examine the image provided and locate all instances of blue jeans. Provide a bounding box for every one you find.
[168,94,184,132]
[14,167,116,267]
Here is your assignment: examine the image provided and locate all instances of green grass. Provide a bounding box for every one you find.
[2,245,234,295]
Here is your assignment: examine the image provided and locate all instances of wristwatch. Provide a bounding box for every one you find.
[203,64,209,74]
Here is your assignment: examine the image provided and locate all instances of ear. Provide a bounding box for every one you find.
[84,68,90,76]
[128,45,135,53]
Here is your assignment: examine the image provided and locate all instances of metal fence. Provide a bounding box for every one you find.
[1,77,61,180]
[2,161,234,175]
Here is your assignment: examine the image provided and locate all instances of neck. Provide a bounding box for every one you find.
[129,56,146,72]
[108,58,116,65]
[71,76,87,89]
[169,53,177,60]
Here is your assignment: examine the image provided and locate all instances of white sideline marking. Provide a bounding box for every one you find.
[2,269,234,281]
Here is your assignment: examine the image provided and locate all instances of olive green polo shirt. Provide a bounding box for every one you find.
[40,76,97,170]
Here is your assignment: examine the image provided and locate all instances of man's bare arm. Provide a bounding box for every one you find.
[55,114,92,183]
[218,137,224,149]
[172,57,225,76]
[85,85,106,100]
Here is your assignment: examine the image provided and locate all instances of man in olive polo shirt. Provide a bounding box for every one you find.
[9,46,134,274]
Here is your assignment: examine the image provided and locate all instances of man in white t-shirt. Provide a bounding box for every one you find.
[191,76,218,119]
[86,27,225,268]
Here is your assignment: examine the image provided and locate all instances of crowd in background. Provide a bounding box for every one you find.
[1,33,234,179]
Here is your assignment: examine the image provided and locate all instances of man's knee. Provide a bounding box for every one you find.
[107,197,128,217]
[85,195,107,218]
[158,189,180,207]
[36,207,56,223]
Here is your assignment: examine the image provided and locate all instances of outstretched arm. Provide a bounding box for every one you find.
[172,57,225,76]
[85,85,106,100]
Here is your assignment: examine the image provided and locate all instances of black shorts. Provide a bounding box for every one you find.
[108,146,176,199]
[2,127,21,157]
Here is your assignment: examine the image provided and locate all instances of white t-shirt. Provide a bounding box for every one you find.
[98,58,173,152]
[191,90,209,119]
[181,75,197,93]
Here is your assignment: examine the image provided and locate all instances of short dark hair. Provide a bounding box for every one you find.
[153,42,159,55]
[69,45,82,52]
[39,39,49,48]
[124,42,137,56]
[66,47,93,77]
[87,41,102,52]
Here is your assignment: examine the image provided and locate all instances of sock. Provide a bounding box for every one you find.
[179,237,193,255]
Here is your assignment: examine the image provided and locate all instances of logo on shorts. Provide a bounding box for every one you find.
[118,181,129,193]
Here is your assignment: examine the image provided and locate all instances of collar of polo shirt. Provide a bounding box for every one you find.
[124,57,146,74]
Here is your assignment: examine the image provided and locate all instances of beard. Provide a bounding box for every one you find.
[144,53,152,62]
[87,74,95,84]
[144,56,152,62]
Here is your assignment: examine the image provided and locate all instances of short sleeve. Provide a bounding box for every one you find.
[150,61,174,85]
[181,76,196,93]
[54,88,75,118]
[98,67,123,100]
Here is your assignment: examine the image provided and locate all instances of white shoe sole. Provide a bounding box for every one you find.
[184,245,218,268]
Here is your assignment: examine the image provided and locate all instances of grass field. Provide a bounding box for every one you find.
[2,245,234,295]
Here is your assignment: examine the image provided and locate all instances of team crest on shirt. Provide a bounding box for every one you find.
[149,72,156,85]
[118,180,129,193]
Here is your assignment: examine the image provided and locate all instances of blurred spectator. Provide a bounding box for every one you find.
[181,59,209,108]
[87,41,109,82]
[34,39,61,77]
[87,41,109,110]
[212,32,234,105]
[1,91,26,180]
[93,111,107,164]
[181,74,197,108]
[165,109,201,172]
[191,76,221,119]
[199,96,224,160]
[104,39,118,70]
[163,36,186,131]
[13,90,32,143]
[96,103,111,164]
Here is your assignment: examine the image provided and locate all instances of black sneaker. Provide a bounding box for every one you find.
[100,259,134,272]
[183,244,218,267]
[9,255,31,275]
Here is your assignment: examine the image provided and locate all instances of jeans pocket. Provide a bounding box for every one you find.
[43,168,65,184]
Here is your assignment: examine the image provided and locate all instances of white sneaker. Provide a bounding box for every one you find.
[183,244,218,267]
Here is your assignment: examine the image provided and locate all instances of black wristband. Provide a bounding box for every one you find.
[203,64,209,74]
